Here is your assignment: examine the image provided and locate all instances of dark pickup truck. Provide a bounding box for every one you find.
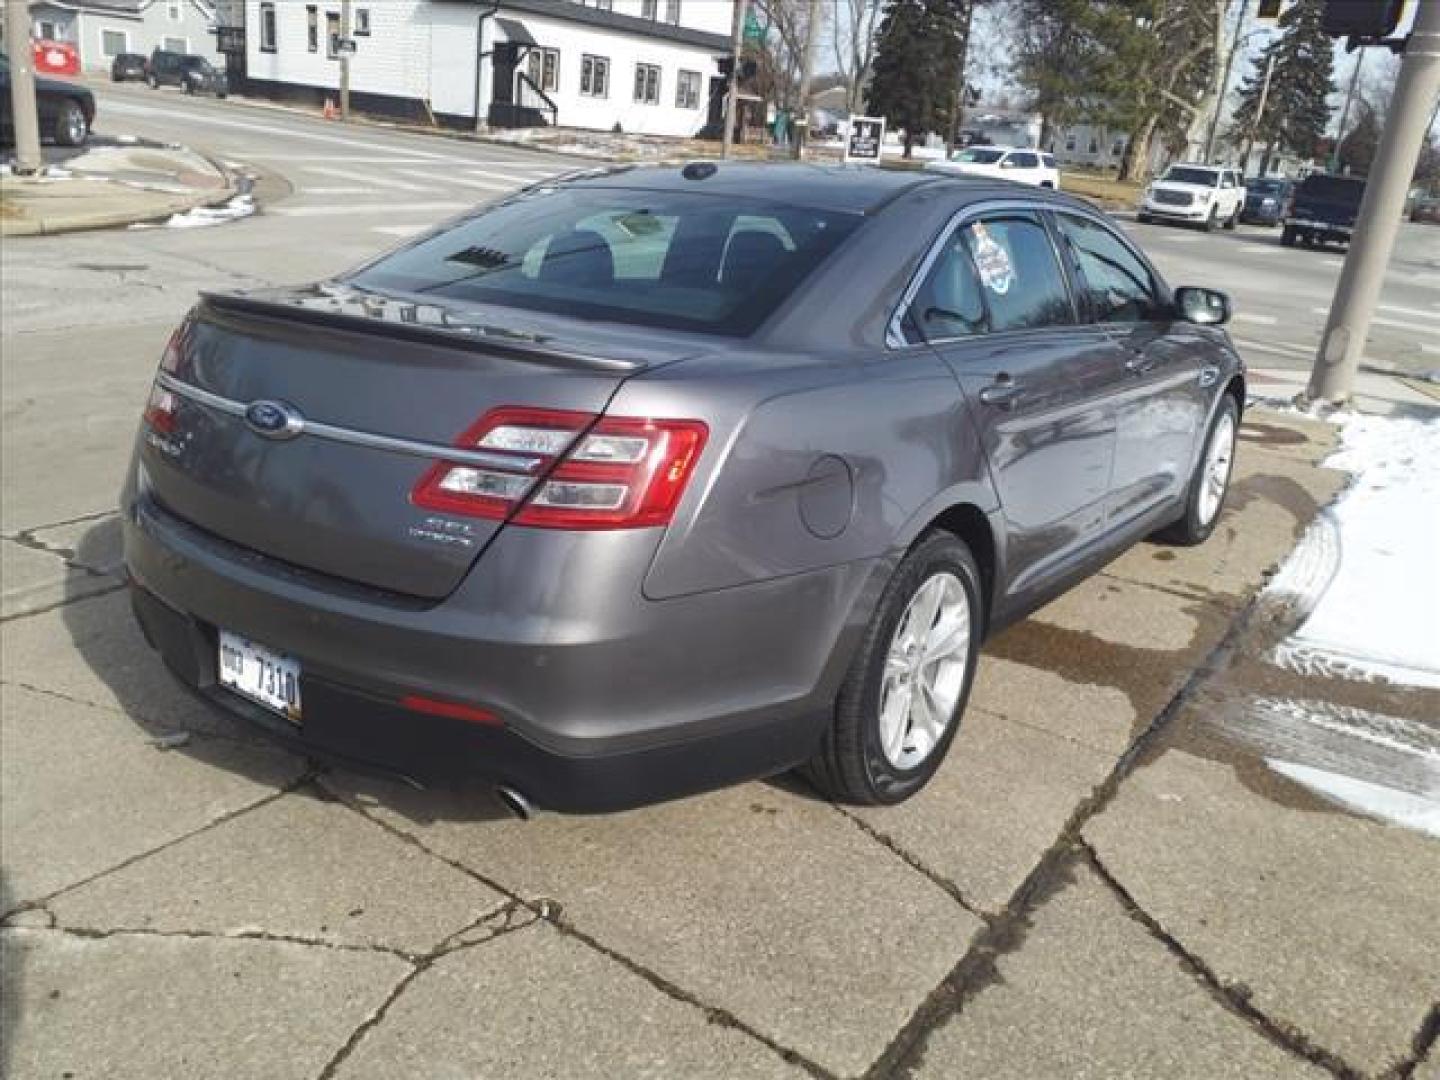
[1282,174,1366,249]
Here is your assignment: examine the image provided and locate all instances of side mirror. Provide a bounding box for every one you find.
[1174,286,1231,327]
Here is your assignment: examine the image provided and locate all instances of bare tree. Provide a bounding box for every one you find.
[752,0,815,110]
[831,0,884,114]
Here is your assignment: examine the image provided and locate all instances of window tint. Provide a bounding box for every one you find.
[1011,152,1039,168]
[953,148,1004,164]
[959,216,1073,333]
[1042,154,1057,168]
[1164,166,1219,186]
[909,232,987,342]
[1055,213,1159,324]
[349,188,859,337]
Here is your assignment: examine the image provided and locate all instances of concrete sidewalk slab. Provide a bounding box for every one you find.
[910,862,1327,1079]
[0,538,116,620]
[46,792,506,956]
[331,921,804,1080]
[326,776,980,1077]
[1084,739,1440,1076]
[851,707,1115,914]
[0,928,407,1080]
[0,683,301,912]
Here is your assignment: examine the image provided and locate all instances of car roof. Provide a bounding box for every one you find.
[558,162,943,215]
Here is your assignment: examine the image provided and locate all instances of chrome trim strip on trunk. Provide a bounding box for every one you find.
[154,372,546,473]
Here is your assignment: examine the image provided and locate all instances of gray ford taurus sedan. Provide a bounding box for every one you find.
[123,163,1243,814]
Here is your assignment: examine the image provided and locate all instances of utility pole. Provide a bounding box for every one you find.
[339,0,352,121]
[1330,51,1365,173]
[1204,0,1249,164]
[791,0,822,159]
[1240,52,1276,175]
[3,0,43,176]
[1307,0,1440,406]
[722,0,745,159]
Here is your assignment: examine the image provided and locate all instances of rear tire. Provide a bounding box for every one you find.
[1224,206,1239,230]
[1137,211,1152,224]
[1281,225,1296,247]
[1157,395,1239,547]
[802,532,983,805]
[1203,207,1219,232]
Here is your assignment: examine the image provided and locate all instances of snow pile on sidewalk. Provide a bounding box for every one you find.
[129,194,256,230]
[1268,412,1440,689]
[1254,409,1440,836]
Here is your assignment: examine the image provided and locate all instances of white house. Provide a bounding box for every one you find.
[28,0,221,69]
[241,0,734,137]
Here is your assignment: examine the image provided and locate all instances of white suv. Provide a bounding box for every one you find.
[926,147,1061,189]
[1140,164,1245,230]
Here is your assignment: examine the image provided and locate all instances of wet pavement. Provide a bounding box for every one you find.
[4,406,1436,1079]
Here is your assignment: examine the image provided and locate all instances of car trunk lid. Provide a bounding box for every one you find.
[140,284,667,599]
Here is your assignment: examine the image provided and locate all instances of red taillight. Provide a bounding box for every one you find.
[410,407,708,530]
[142,327,187,433]
[400,694,502,727]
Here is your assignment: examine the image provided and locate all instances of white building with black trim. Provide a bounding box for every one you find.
[237,0,734,137]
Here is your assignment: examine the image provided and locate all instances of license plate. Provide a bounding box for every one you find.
[218,630,301,722]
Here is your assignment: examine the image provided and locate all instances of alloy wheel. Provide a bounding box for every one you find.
[877,571,971,771]
[1198,410,1236,526]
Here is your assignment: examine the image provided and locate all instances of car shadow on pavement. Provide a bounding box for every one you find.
[61,518,515,825]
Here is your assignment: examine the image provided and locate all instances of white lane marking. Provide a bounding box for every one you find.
[1323,258,1344,268]
[1233,312,1279,326]
[372,224,429,237]
[1153,233,1202,242]
[1422,343,1440,355]
[269,202,470,217]
[1309,307,1440,336]
[240,153,562,169]
[1247,245,1280,254]
[408,171,517,192]
[304,165,428,191]
[465,167,561,184]
[1232,336,1310,358]
[1379,303,1440,321]
[301,186,368,195]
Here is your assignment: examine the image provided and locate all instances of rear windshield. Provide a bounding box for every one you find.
[1298,175,1365,201]
[1163,167,1219,186]
[953,148,1006,164]
[1250,179,1287,194]
[348,186,861,336]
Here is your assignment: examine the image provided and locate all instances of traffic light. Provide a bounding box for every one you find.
[1321,0,1407,39]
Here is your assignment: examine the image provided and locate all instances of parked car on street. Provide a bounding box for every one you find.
[111,52,148,82]
[123,164,1244,814]
[1240,177,1294,226]
[1282,173,1366,248]
[926,147,1061,189]
[147,50,228,97]
[1138,163,1246,230]
[0,54,94,147]
[1408,196,1439,224]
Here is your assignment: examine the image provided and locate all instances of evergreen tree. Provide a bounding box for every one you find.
[1231,0,1335,171]
[867,0,968,156]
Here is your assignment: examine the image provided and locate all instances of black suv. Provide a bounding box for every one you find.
[0,54,94,147]
[1283,174,1365,249]
[147,50,228,97]
[111,52,148,82]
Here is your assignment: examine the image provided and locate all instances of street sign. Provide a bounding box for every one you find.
[844,116,886,164]
[743,5,764,42]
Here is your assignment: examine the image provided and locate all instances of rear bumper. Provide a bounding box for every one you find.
[123,492,883,811]
[1286,218,1353,242]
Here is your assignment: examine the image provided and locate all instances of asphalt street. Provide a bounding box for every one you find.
[70,80,1440,383]
[2,80,1438,1080]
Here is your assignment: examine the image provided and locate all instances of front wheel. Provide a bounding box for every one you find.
[1203,207,1219,232]
[1157,395,1239,546]
[803,532,983,805]
[1224,206,1240,230]
[54,100,89,147]
[1281,224,1296,247]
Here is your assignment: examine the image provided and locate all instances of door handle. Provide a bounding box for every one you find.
[1124,353,1158,375]
[979,377,1023,410]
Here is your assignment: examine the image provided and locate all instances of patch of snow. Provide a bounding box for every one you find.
[1266,759,1440,837]
[129,194,255,230]
[1263,411,1440,688]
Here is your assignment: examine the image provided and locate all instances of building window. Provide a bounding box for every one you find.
[168,0,181,20]
[665,0,680,23]
[307,6,318,52]
[580,54,609,98]
[259,2,277,51]
[676,69,700,109]
[526,47,560,92]
[353,8,371,35]
[1088,137,1099,155]
[634,62,660,104]
[326,11,341,58]
[163,36,187,52]
[37,20,57,39]
[641,0,657,18]
[1064,135,1077,152]
[1111,138,1126,157]
[101,29,127,56]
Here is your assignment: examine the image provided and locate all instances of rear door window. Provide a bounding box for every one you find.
[1011,152,1040,169]
[1053,213,1160,324]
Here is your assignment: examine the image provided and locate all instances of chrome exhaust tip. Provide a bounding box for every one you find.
[495,785,535,821]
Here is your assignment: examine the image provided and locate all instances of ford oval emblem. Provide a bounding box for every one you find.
[244,400,305,441]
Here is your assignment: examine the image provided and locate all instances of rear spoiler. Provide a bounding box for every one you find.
[198,289,648,375]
